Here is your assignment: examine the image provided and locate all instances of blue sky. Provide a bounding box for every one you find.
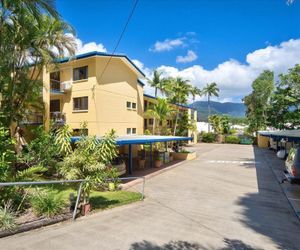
[57,0,300,102]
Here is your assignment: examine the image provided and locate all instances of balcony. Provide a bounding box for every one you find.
[50,80,72,94]
[21,113,43,125]
[50,112,66,124]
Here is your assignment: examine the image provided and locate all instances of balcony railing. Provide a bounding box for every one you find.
[50,112,66,123]
[50,80,72,93]
[21,113,43,125]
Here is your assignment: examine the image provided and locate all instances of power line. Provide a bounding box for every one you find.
[98,0,139,83]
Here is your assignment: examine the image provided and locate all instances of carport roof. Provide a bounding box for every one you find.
[258,130,300,141]
[71,135,192,145]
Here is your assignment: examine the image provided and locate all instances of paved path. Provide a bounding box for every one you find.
[2,144,300,250]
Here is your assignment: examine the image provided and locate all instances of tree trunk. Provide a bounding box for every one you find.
[173,109,179,136]
[208,95,211,132]
[155,87,157,98]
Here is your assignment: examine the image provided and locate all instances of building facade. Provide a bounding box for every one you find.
[39,51,197,142]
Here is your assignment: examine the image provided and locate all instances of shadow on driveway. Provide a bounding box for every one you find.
[236,146,300,249]
[130,238,262,250]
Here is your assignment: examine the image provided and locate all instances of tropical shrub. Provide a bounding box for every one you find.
[30,191,66,218]
[200,132,217,143]
[0,203,17,231]
[225,135,240,144]
[59,129,118,204]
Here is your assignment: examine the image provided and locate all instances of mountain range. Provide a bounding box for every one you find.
[191,101,246,121]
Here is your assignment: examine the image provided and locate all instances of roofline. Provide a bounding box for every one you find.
[55,51,145,77]
[71,135,193,145]
[143,94,196,110]
[137,79,145,87]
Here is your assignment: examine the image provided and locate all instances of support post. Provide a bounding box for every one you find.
[128,144,133,175]
[150,143,153,168]
[164,142,167,164]
[73,181,83,220]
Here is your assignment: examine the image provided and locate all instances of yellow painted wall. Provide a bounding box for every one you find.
[257,134,269,148]
[45,56,143,136]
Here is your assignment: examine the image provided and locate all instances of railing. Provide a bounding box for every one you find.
[21,113,43,125]
[0,176,145,221]
[50,111,66,123]
[50,79,61,92]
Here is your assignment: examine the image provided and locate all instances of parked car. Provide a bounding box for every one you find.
[284,147,300,184]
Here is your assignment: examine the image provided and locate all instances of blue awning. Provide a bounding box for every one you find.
[71,135,193,145]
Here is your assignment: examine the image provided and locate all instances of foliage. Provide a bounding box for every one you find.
[267,65,300,129]
[146,98,175,135]
[0,1,76,129]
[0,203,17,231]
[243,70,274,133]
[30,190,66,218]
[225,135,240,144]
[208,115,230,134]
[147,70,166,97]
[60,129,118,203]
[54,125,72,156]
[17,126,57,174]
[200,132,217,143]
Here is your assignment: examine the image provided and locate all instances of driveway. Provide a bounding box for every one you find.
[2,144,300,250]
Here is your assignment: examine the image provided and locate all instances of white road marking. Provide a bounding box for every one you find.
[207,160,260,164]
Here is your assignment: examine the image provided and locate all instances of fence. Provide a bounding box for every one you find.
[0,176,145,221]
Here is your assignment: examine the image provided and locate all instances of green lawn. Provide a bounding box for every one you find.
[28,184,142,211]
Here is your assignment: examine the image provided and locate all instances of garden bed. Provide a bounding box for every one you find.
[171,151,197,160]
[0,189,142,238]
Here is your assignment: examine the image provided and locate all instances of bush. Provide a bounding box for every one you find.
[0,203,17,231]
[30,191,66,218]
[225,135,240,144]
[200,132,217,143]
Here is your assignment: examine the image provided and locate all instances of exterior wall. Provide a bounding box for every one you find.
[257,134,269,148]
[43,56,143,136]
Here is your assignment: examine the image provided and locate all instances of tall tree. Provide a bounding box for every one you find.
[243,70,274,133]
[190,86,202,104]
[148,70,166,97]
[202,82,219,132]
[146,98,174,135]
[165,77,191,135]
[0,1,76,132]
[267,65,300,129]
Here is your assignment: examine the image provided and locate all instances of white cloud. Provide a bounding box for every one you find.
[143,39,300,102]
[150,38,185,52]
[75,38,107,54]
[176,50,198,63]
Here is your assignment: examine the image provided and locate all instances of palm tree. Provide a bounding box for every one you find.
[148,70,166,97]
[165,77,191,135]
[202,82,219,132]
[146,98,174,135]
[0,3,76,131]
[190,86,202,106]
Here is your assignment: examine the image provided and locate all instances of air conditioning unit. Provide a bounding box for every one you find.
[61,81,72,92]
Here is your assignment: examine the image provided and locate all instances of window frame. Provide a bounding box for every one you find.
[73,66,88,82]
[73,96,88,112]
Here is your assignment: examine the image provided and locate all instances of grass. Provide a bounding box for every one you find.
[27,184,142,212]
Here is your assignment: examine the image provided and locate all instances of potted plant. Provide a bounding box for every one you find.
[138,157,146,169]
[154,156,163,168]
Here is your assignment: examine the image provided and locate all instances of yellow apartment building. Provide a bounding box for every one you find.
[38,51,197,142]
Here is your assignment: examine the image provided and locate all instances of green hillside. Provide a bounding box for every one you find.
[191,101,246,121]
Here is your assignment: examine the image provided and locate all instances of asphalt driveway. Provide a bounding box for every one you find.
[2,144,300,250]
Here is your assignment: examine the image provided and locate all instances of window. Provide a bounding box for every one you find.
[144,100,148,111]
[149,119,153,125]
[127,128,136,135]
[144,119,147,127]
[73,96,88,111]
[127,101,137,110]
[73,66,88,81]
[50,71,60,91]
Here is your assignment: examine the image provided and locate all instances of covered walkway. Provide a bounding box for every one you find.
[71,135,193,175]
